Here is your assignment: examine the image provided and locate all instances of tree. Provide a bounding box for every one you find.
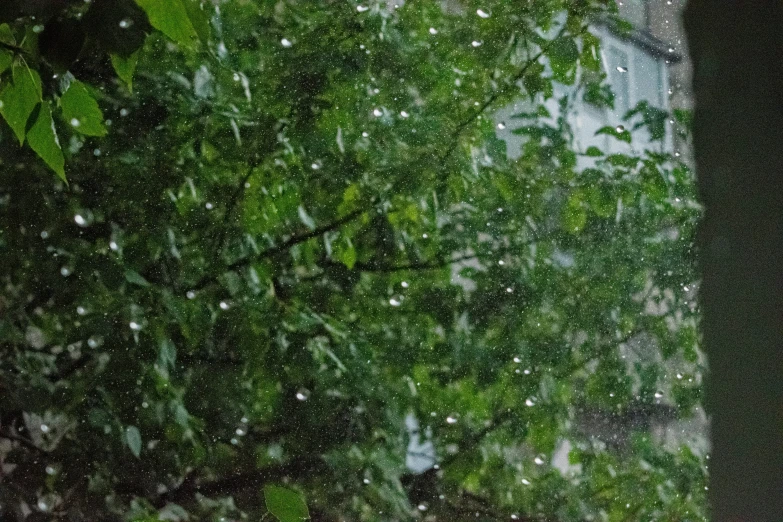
[0,1,705,521]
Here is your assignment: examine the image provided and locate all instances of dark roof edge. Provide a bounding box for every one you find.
[595,16,683,64]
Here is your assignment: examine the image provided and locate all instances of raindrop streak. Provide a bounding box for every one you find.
[534,455,546,465]
[616,66,628,73]
[356,5,369,12]
[521,478,531,486]
[281,38,292,48]
[129,321,142,331]
[476,8,490,18]
[446,415,458,424]
[471,40,482,47]
[654,391,664,399]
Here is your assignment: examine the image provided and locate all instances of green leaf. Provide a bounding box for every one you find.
[0,63,42,144]
[135,0,199,47]
[182,0,210,43]
[595,125,631,143]
[125,269,150,287]
[0,50,12,76]
[334,235,357,270]
[547,37,579,84]
[562,191,588,233]
[584,146,604,157]
[60,80,107,137]
[264,485,310,522]
[27,102,65,181]
[125,425,142,458]
[111,50,140,91]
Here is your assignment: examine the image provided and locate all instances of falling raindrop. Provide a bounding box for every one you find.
[523,369,531,375]
[356,5,369,12]
[497,122,506,129]
[616,125,625,133]
[40,230,49,239]
[45,465,56,475]
[205,202,214,210]
[521,478,531,485]
[429,27,438,35]
[295,388,310,401]
[230,438,238,445]
[513,356,521,363]
[676,373,683,379]
[142,401,149,408]
[506,287,513,293]
[281,38,293,48]
[129,321,142,331]
[446,415,458,424]
[311,162,320,170]
[40,424,50,433]
[109,241,119,251]
[654,391,664,399]
[363,478,371,484]
[525,398,536,407]
[119,18,133,28]
[87,336,103,348]
[362,131,369,137]
[471,40,482,47]
[76,306,87,316]
[74,214,88,227]
[373,108,383,117]
[534,455,546,465]
[401,281,409,288]
[120,108,129,117]
[476,9,490,18]
[186,291,196,299]
[37,499,49,511]
[60,266,72,277]
[389,297,401,307]
[235,428,246,436]
[219,301,230,310]
[400,110,410,118]
[417,504,428,512]
[616,66,628,73]
[70,118,81,128]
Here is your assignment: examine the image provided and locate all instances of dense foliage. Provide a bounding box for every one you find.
[0,1,705,521]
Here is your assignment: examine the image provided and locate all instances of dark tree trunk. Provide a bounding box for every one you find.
[684,2,783,520]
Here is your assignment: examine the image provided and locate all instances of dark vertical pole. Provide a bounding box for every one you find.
[684,2,783,520]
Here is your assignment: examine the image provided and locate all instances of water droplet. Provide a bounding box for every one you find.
[40,230,49,239]
[422,233,428,239]
[295,389,310,401]
[511,515,520,520]
[389,297,401,307]
[205,202,214,210]
[235,427,246,436]
[616,66,628,73]
[241,416,248,423]
[683,285,690,291]
[521,478,531,485]
[361,131,369,137]
[32,25,44,34]
[311,162,320,170]
[230,437,238,445]
[446,415,458,424]
[186,291,196,299]
[373,108,383,117]
[129,321,142,331]
[668,47,675,53]
[76,306,87,316]
[471,40,482,47]
[525,398,536,407]
[497,122,506,129]
[400,110,410,118]
[119,108,129,117]
[40,424,50,433]
[356,5,369,12]
[219,301,230,311]
[417,504,428,512]
[523,369,531,375]
[654,390,664,399]
[142,401,149,408]
[74,214,88,227]
[616,125,625,133]
[513,356,521,363]
[363,478,371,484]
[476,9,490,18]
[676,373,683,379]
[429,27,438,35]
[534,455,545,465]
[70,118,81,128]
[401,281,409,288]
[109,241,119,251]
[281,38,293,48]
[60,266,71,277]
[93,148,102,156]
[45,465,56,475]
[506,287,513,293]
[37,499,49,511]
[498,260,505,265]
[119,18,133,28]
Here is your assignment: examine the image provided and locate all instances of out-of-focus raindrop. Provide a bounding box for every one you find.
[654,391,664,399]
[281,38,293,48]
[76,306,87,316]
[205,202,214,210]
[616,66,628,73]
[109,241,119,251]
[74,214,88,227]
[357,5,369,12]
[295,388,310,401]
[429,27,438,35]
[521,478,531,485]
[534,455,546,465]
[87,335,103,348]
[476,9,490,18]
[235,428,246,436]
[40,424,50,433]
[497,122,506,129]
[186,291,196,299]
[219,301,230,311]
[60,266,72,277]
[417,504,428,512]
[45,465,56,475]
[40,230,49,239]
[513,356,521,363]
[373,108,383,117]
[446,415,458,424]
[400,110,410,118]
[471,40,482,47]
[389,297,401,307]
[119,18,133,28]
[525,397,536,407]
[616,125,625,133]
[70,118,81,128]
[401,281,409,288]
[129,321,142,331]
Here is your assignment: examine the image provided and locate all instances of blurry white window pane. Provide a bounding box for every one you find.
[634,50,663,107]
[607,47,630,114]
